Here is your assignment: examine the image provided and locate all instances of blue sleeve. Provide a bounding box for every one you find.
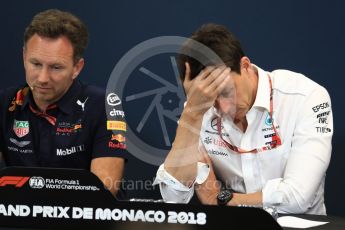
[92,91,128,160]
[0,89,5,155]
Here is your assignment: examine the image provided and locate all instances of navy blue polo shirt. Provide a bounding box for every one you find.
[0,80,127,169]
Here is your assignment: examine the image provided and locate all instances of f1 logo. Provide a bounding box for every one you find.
[0,176,30,187]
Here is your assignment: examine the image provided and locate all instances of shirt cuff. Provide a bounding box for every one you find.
[262,178,287,207]
[153,162,210,203]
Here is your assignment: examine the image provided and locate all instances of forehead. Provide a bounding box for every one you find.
[25,34,74,63]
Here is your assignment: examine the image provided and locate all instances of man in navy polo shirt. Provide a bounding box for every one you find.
[0,9,127,196]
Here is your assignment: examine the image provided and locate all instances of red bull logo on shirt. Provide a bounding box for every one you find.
[111,134,126,143]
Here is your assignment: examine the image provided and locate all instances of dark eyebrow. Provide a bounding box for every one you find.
[28,58,66,67]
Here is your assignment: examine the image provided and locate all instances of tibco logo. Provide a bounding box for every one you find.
[29,177,45,189]
[0,176,30,187]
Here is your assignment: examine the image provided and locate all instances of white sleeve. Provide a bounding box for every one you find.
[262,86,333,214]
[153,162,210,203]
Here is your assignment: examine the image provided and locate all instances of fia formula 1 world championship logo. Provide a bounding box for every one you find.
[106,36,226,166]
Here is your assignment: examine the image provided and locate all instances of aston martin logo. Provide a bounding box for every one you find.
[10,138,31,148]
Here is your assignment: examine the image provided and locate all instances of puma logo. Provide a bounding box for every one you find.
[77,97,89,111]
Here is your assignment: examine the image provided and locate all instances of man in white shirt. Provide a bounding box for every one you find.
[154,23,333,215]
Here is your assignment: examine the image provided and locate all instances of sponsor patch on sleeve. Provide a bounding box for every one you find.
[107,121,126,131]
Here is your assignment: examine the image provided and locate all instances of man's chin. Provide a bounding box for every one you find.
[33,94,56,105]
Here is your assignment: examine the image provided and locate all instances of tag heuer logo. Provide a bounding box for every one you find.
[13,120,29,138]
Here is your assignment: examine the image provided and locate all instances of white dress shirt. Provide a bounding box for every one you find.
[154,65,333,215]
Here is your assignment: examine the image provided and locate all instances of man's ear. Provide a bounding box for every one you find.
[72,58,85,80]
[240,56,251,72]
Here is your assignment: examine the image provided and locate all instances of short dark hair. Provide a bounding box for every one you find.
[24,9,89,64]
[177,23,245,82]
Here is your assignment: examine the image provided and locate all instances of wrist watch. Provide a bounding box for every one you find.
[217,189,233,206]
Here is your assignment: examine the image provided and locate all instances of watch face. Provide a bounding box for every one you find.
[217,190,233,205]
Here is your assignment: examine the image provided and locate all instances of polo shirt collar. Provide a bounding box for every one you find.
[56,80,81,115]
[251,64,271,112]
[21,87,33,110]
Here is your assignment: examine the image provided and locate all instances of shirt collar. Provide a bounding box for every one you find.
[21,87,33,111]
[251,64,271,112]
[21,80,82,115]
[56,80,82,115]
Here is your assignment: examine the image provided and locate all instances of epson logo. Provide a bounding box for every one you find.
[56,145,85,156]
[312,102,329,113]
[29,177,45,189]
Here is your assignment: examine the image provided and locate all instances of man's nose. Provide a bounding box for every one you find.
[36,67,50,84]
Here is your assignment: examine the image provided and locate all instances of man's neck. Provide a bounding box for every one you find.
[33,96,59,112]
[249,65,259,108]
[35,102,50,113]
[234,117,248,133]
